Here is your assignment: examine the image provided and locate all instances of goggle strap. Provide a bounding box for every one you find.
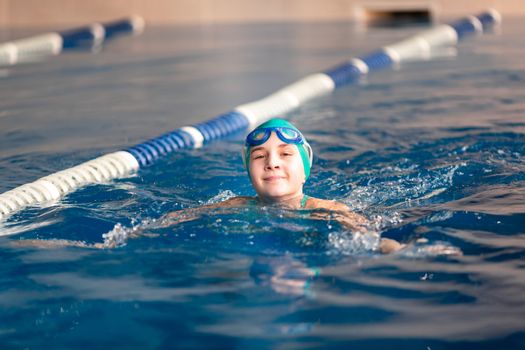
[242,145,249,169]
[304,141,313,166]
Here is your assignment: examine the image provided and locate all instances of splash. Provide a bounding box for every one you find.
[101,219,156,248]
[368,212,404,231]
[400,240,463,257]
[343,163,462,212]
[327,230,381,255]
[205,190,237,204]
[101,223,130,248]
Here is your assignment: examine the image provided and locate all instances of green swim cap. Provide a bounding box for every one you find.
[243,118,313,180]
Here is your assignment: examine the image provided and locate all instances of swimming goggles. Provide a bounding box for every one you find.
[245,127,305,146]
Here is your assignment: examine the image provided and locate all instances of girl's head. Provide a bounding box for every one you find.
[243,119,313,202]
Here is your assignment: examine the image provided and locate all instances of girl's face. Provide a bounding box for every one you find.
[248,132,305,202]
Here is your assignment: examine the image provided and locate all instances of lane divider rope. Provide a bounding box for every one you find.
[0,15,145,66]
[0,9,501,221]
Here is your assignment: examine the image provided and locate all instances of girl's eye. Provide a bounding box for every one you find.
[252,154,264,159]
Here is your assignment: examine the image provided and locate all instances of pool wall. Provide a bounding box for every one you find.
[0,0,522,28]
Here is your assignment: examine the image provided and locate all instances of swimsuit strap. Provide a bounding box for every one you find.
[300,194,309,208]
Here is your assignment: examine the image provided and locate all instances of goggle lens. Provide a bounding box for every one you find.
[250,129,269,142]
[279,127,300,140]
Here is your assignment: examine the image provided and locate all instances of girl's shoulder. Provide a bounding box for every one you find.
[304,196,350,211]
[305,197,368,225]
[217,196,256,207]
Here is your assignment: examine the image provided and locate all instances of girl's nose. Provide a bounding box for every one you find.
[265,153,281,169]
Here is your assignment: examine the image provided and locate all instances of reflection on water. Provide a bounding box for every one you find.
[0,17,525,349]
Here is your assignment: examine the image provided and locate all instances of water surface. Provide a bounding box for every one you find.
[0,18,524,349]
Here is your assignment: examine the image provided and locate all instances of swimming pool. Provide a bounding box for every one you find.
[1,15,524,349]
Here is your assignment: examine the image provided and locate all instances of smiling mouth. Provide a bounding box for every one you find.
[263,176,285,182]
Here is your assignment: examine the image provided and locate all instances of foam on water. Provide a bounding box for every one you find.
[327,230,381,254]
[205,189,237,204]
[101,222,133,248]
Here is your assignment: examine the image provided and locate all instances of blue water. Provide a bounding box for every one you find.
[1,18,525,349]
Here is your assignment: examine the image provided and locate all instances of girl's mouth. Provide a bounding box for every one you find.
[263,176,285,182]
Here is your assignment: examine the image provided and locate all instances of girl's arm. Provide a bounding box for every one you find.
[306,198,368,230]
[160,196,253,226]
[14,196,254,250]
[307,198,404,253]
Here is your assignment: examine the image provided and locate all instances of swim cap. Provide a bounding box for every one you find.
[243,118,313,180]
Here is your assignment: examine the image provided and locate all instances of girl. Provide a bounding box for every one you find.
[162,118,403,253]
